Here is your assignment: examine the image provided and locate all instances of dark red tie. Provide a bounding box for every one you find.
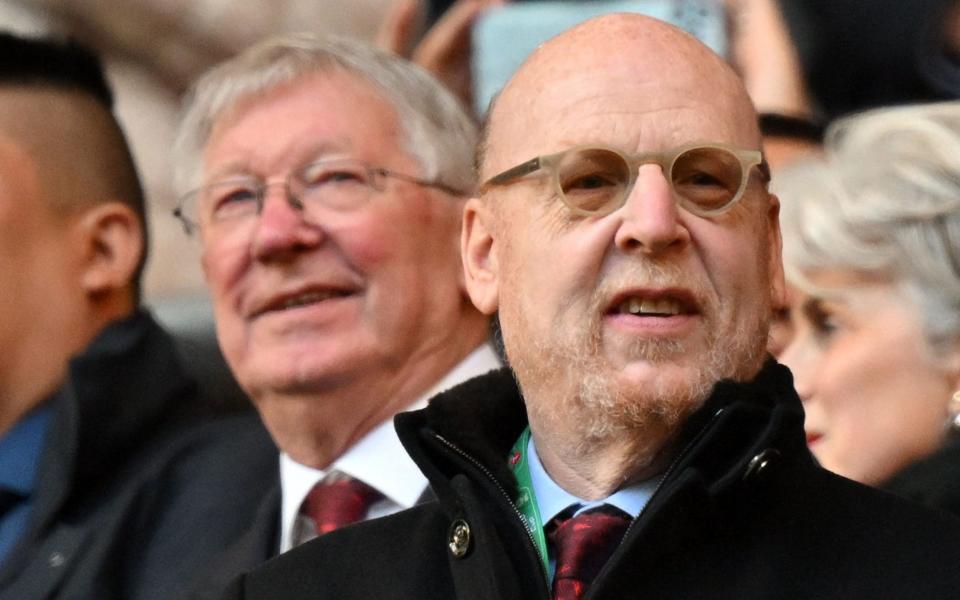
[549,505,632,600]
[300,475,383,536]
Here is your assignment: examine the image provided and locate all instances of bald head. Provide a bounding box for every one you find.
[462,15,783,498]
[481,14,761,181]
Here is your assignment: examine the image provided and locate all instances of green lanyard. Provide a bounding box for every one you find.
[509,427,550,576]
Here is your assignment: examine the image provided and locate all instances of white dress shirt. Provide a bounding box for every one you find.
[279,343,501,552]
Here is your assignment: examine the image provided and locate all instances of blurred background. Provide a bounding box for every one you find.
[0,0,397,305]
[2,0,956,325]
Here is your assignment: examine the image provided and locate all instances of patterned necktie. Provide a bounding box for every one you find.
[548,505,632,600]
[300,474,384,536]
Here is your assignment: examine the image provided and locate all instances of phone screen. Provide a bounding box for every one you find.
[472,0,728,114]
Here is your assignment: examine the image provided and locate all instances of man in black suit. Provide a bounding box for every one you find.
[173,34,498,597]
[0,33,275,600]
[220,14,960,600]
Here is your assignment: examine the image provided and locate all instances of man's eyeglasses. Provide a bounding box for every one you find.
[481,143,770,217]
[174,158,465,235]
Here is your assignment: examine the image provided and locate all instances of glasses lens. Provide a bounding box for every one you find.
[296,160,375,212]
[200,179,261,225]
[556,148,631,214]
[670,147,745,214]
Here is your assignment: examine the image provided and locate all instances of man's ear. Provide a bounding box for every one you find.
[766,193,787,310]
[461,197,500,315]
[75,202,143,298]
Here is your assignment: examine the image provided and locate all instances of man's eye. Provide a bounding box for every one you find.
[302,168,367,188]
[685,172,724,187]
[212,188,257,210]
[199,185,260,222]
[675,170,732,190]
[561,173,619,192]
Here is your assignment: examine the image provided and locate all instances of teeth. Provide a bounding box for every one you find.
[280,291,339,309]
[619,296,681,316]
[642,298,681,315]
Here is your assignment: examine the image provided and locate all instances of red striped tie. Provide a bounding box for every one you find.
[300,475,383,536]
[549,506,632,600]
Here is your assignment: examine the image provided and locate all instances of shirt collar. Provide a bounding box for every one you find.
[527,434,658,523]
[0,402,53,495]
[280,343,501,549]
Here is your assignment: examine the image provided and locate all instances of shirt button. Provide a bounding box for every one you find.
[448,519,472,558]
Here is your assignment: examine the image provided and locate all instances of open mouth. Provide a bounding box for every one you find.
[615,296,683,316]
[607,290,698,318]
[252,288,357,318]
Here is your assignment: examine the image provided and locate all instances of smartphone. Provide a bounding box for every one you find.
[472,0,728,114]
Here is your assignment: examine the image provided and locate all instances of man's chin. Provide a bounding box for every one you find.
[608,355,711,391]
[242,355,362,398]
[573,363,715,431]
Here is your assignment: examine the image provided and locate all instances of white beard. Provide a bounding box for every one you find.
[502,259,770,454]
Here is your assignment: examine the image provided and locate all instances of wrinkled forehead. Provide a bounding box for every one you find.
[482,19,760,179]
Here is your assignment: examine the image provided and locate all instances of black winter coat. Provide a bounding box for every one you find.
[883,434,960,517]
[223,363,960,599]
[0,311,277,600]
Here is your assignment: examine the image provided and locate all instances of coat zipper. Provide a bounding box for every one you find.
[607,407,727,563]
[433,407,725,599]
[432,433,551,593]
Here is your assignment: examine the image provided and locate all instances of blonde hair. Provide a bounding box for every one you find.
[776,101,960,351]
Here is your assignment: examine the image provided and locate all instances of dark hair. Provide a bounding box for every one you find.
[0,32,114,109]
[0,31,148,298]
[758,113,826,144]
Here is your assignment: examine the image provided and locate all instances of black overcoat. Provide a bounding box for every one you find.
[223,364,960,599]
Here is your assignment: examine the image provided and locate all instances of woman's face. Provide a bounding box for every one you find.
[778,270,957,486]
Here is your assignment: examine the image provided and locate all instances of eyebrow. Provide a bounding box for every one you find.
[204,140,356,182]
[204,161,255,183]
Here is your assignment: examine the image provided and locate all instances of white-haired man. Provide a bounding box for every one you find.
[174,35,497,597]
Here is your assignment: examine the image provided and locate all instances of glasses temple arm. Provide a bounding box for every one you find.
[483,157,544,188]
[757,158,772,183]
[376,168,468,197]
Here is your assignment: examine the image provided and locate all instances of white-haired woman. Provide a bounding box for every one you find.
[776,102,960,512]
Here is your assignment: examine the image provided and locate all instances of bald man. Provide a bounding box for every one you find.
[221,15,960,600]
[0,33,274,600]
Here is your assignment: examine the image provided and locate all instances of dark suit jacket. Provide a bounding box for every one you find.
[0,311,277,600]
[193,468,438,600]
[191,485,281,600]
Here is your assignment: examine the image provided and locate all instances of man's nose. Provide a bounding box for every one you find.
[613,163,688,254]
[250,183,324,261]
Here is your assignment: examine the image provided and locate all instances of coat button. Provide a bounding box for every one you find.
[448,519,471,558]
[48,552,65,568]
[743,448,781,481]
